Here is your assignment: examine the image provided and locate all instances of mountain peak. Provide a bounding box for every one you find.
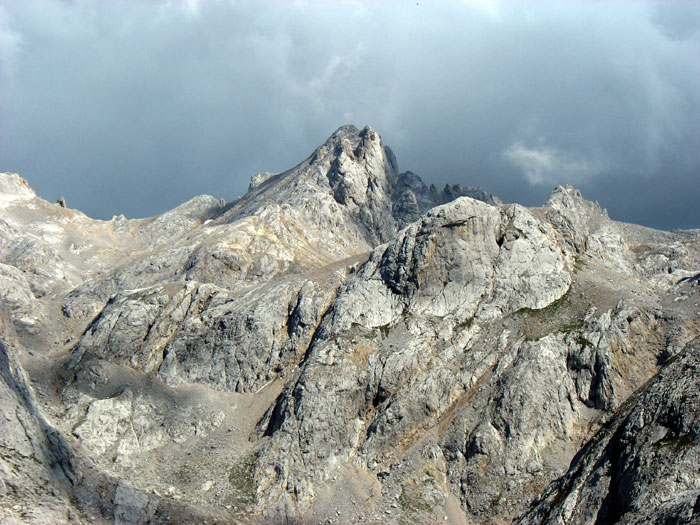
[545,184,609,226]
[229,125,498,250]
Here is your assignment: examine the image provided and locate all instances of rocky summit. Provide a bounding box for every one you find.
[0,125,698,524]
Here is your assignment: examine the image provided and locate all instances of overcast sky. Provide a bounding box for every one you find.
[1,0,698,229]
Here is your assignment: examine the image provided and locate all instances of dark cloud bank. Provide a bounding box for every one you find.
[1,0,698,230]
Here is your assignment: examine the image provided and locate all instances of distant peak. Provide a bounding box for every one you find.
[336,124,360,133]
[304,124,389,175]
[550,184,583,200]
[323,124,380,146]
[546,185,590,207]
[359,124,377,138]
[325,124,360,143]
[545,184,608,221]
[397,171,425,189]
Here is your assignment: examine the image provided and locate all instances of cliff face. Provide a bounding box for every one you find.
[0,316,78,524]
[517,337,700,525]
[0,126,698,524]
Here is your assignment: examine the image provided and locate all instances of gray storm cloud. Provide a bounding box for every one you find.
[0,0,698,229]
[503,142,595,186]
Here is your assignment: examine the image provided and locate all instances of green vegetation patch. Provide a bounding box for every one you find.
[516,289,572,318]
[560,319,584,334]
[575,336,594,348]
[652,431,695,452]
[398,488,433,514]
[228,453,258,508]
[398,476,437,520]
[514,289,591,345]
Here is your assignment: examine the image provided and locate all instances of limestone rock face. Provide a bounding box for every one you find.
[0,172,36,203]
[0,262,48,334]
[0,317,77,524]
[0,128,699,524]
[70,273,343,393]
[70,387,225,467]
[516,337,700,525]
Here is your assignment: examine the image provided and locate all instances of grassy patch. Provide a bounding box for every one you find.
[576,336,594,348]
[516,289,572,318]
[398,487,433,514]
[560,319,584,333]
[228,454,258,508]
[516,289,585,341]
[514,289,595,347]
[652,431,695,452]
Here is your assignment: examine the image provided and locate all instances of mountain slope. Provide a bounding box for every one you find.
[252,187,699,522]
[0,126,698,524]
[0,316,78,524]
[517,337,700,525]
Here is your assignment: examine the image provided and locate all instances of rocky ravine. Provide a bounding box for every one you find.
[0,125,698,524]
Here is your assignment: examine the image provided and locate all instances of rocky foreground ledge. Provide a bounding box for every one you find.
[1,126,699,524]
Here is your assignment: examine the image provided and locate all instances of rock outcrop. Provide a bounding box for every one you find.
[517,337,700,525]
[0,126,698,524]
[0,317,78,524]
